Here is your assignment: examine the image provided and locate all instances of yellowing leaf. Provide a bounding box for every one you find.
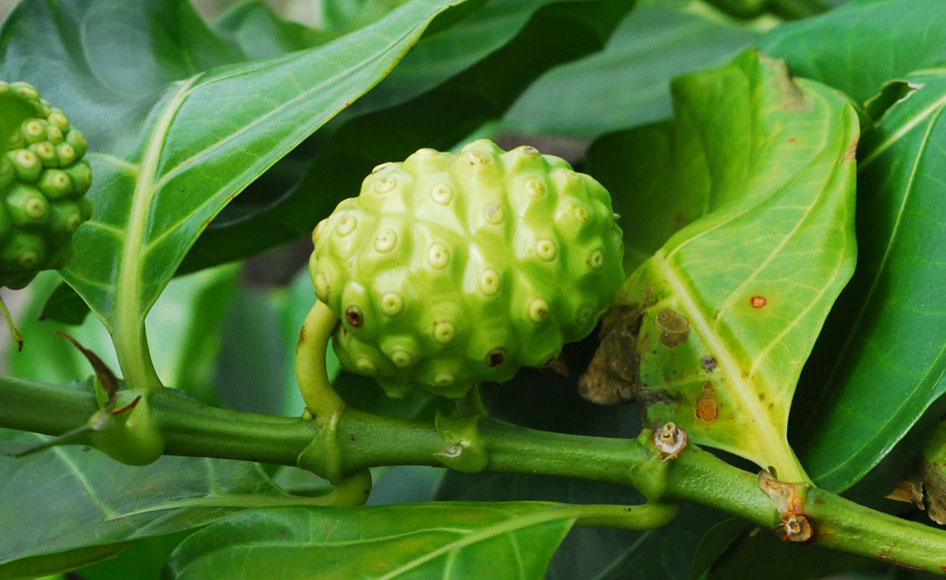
[582,50,859,482]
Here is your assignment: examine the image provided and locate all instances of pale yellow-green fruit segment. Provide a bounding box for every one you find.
[0,81,92,289]
[310,139,624,398]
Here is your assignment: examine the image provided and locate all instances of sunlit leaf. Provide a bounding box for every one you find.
[582,49,859,482]
[754,0,946,490]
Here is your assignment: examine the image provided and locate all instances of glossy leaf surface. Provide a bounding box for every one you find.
[759,0,946,105]
[164,503,574,579]
[756,0,946,490]
[181,0,634,274]
[0,426,323,577]
[0,0,462,385]
[587,50,858,481]
[504,0,762,137]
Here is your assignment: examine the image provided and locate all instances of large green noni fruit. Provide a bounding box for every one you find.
[310,139,624,398]
[0,81,92,289]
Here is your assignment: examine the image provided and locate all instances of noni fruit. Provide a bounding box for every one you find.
[310,139,624,398]
[0,81,92,289]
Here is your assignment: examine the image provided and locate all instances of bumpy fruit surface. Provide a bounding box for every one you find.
[310,139,624,398]
[0,81,92,289]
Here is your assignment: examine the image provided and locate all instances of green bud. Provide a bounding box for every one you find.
[66,160,92,194]
[29,141,57,167]
[56,142,77,166]
[20,119,46,144]
[6,184,49,225]
[37,169,73,199]
[0,232,46,272]
[8,149,42,182]
[49,202,84,239]
[48,109,69,131]
[66,128,88,158]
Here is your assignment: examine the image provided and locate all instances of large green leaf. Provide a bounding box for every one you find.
[584,49,858,482]
[750,0,946,490]
[503,0,764,137]
[0,427,325,577]
[163,503,574,579]
[434,471,722,580]
[179,0,634,274]
[0,0,463,388]
[758,0,946,105]
[790,71,946,490]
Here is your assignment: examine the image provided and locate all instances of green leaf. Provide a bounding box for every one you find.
[8,267,238,403]
[180,0,635,274]
[38,282,90,325]
[213,267,314,416]
[751,0,946,490]
[789,71,946,490]
[584,49,859,482]
[758,0,946,106]
[0,0,464,389]
[76,531,192,580]
[689,518,746,579]
[435,471,722,580]
[164,503,574,579]
[504,0,764,137]
[212,2,326,60]
[0,428,326,577]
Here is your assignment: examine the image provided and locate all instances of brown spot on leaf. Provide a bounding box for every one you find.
[843,137,859,161]
[700,355,717,372]
[656,309,689,348]
[788,137,798,144]
[696,382,719,422]
[751,296,767,309]
[773,60,811,112]
[578,304,643,404]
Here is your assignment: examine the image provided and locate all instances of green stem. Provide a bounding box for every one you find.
[295,301,343,418]
[295,300,371,503]
[112,321,162,391]
[2,377,946,574]
[572,502,679,530]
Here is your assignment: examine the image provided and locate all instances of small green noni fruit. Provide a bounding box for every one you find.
[0,81,92,289]
[310,139,624,398]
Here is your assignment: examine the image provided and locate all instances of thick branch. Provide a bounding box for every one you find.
[2,377,945,574]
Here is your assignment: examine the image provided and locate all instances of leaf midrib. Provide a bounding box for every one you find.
[652,250,793,472]
[112,75,202,380]
[377,506,576,579]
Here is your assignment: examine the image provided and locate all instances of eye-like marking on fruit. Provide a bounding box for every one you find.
[0,81,93,290]
[310,139,625,398]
